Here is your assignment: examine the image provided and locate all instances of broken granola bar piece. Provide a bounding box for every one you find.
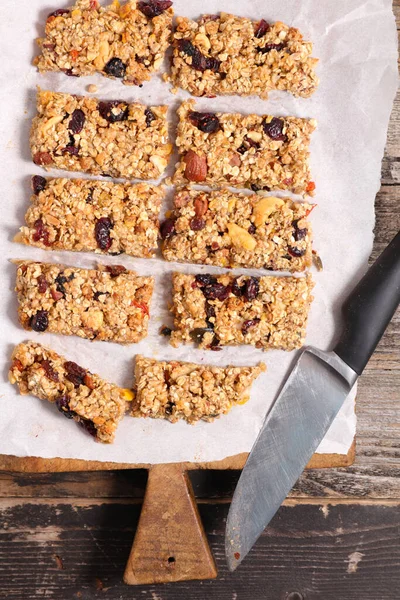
[30,89,171,179]
[169,13,318,99]
[173,100,316,195]
[162,187,313,271]
[170,272,314,351]
[35,0,173,86]
[9,341,130,443]
[132,355,266,423]
[18,177,164,258]
[15,261,154,344]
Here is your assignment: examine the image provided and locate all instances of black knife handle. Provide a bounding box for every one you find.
[334,230,400,376]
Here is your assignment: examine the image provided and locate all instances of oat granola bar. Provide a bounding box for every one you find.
[16,261,154,344]
[172,100,316,195]
[162,187,313,271]
[30,89,171,180]
[132,355,266,423]
[9,341,130,443]
[169,13,318,99]
[35,0,173,86]
[170,272,314,351]
[18,176,164,258]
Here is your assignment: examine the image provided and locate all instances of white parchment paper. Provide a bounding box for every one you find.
[0,0,397,463]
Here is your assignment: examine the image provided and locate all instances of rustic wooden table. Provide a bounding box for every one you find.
[1,8,399,600]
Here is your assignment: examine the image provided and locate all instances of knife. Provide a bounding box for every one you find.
[225,230,400,571]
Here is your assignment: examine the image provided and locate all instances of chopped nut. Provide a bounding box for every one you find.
[194,32,211,51]
[253,196,285,227]
[227,223,257,251]
[150,154,168,173]
[184,150,207,182]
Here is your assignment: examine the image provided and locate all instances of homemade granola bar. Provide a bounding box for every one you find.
[9,341,130,443]
[172,100,316,195]
[170,272,314,351]
[30,89,171,179]
[132,355,266,423]
[169,13,318,99]
[35,0,173,86]
[18,177,164,258]
[162,188,313,271]
[15,261,154,344]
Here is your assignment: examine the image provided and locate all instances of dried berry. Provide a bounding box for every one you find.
[94,291,109,301]
[242,318,260,334]
[95,217,113,250]
[106,264,127,277]
[144,108,156,127]
[62,68,79,77]
[160,326,172,336]
[177,39,197,57]
[61,145,79,156]
[37,274,48,293]
[56,395,74,419]
[177,39,220,72]
[184,150,207,182]
[243,277,259,301]
[135,54,146,64]
[204,56,221,72]
[188,111,220,133]
[254,19,270,38]
[288,246,306,257]
[33,152,53,166]
[251,183,261,192]
[86,189,94,204]
[32,219,51,246]
[69,109,85,134]
[232,278,244,297]
[190,327,213,344]
[55,272,74,295]
[202,283,231,301]
[98,101,129,123]
[237,144,247,155]
[210,335,222,351]
[41,360,59,382]
[32,175,47,195]
[48,9,70,18]
[262,117,287,141]
[104,57,127,79]
[30,310,49,332]
[205,302,216,321]
[190,217,205,231]
[258,43,286,54]
[64,361,87,387]
[195,274,217,287]
[248,224,256,235]
[160,218,176,240]
[79,418,97,438]
[293,220,307,241]
[138,0,172,18]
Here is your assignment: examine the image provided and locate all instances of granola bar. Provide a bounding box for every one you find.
[9,341,130,443]
[30,89,172,180]
[172,100,316,195]
[132,355,266,423]
[162,187,313,271]
[15,261,154,344]
[18,177,164,259]
[35,0,173,86]
[169,13,318,99]
[170,272,314,351]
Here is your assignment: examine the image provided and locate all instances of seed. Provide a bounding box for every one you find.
[30,310,49,332]
[69,109,86,134]
[104,57,127,79]
[95,217,113,250]
[160,218,176,240]
[32,175,47,194]
[263,117,287,141]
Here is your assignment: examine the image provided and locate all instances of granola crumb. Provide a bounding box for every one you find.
[87,84,98,93]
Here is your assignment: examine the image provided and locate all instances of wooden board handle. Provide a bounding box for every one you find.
[124,463,218,585]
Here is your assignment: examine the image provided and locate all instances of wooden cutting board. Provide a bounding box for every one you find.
[0,441,355,585]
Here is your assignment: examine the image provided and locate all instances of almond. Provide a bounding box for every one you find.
[194,196,208,216]
[184,150,207,182]
[227,223,257,251]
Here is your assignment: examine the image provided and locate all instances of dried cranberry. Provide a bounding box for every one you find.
[195,274,217,287]
[188,111,220,133]
[243,277,260,301]
[105,265,127,277]
[288,246,306,257]
[37,274,48,293]
[41,360,59,382]
[242,318,261,334]
[205,57,221,71]
[232,278,244,297]
[251,183,261,192]
[56,395,74,419]
[135,54,146,64]
[32,219,51,246]
[202,283,231,301]
[98,101,129,123]
[254,19,270,38]
[190,217,205,231]
[237,144,247,155]
[32,175,47,194]
[95,217,113,250]
[144,108,156,127]
[69,109,85,134]
[30,310,49,332]
[177,39,220,73]
[190,327,213,344]
[86,189,94,204]
[55,274,67,295]
[94,291,109,301]
[64,361,87,387]
[293,220,308,241]
[48,9,70,18]
[104,57,127,79]
[210,335,222,351]
[160,326,172,337]
[61,146,79,156]
[205,302,216,321]
[33,152,52,166]
[262,117,287,141]
[62,68,79,77]
[177,39,196,57]
[248,224,256,234]
[258,43,286,54]
[138,0,172,18]
[160,218,176,240]
[78,418,97,438]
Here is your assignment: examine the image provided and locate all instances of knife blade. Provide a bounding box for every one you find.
[226,230,400,571]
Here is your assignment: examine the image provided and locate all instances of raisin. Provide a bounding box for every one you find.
[33,152,52,166]
[32,219,51,246]
[41,360,59,382]
[205,56,221,71]
[30,310,49,332]
[136,54,146,64]
[160,218,176,240]
[177,39,196,57]
[254,19,270,38]
[98,101,129,123]
[243,277,260,301]
[190,217,205,231]
[160,326,172,337]
[94,291,109,301]
[237,144,247,155]
[48,9,70,18]
[251,183,261,192]
[190,327,213,344]
[62,68,79,77]
[64,361,87,387]
[144,108,156,127]
[61,146,79,155]
[138,0,172,18]
[78,418,97,438]
[262,117,287,141]
[232,278,244,297]
[248,224,256,234]
[37,274,48,293]
[258,43,286,54]
[32,175,47,194]
[164,402,175,416]
[242,318,260,334]
[86,189,94,203]
[293,220,308,241]
[95,217,113,250]
[56,394,74,419]
[55,273,68,295]
[195,274,217,287]
[69,109,85,134]
[104,57,127,79]
[288,246,306,257]
[177,39,220,73]
[105,264,127,277]
[210,335,222,351]
[188,111,220,133]
[205,302,216,321]
[202,283,231,301]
